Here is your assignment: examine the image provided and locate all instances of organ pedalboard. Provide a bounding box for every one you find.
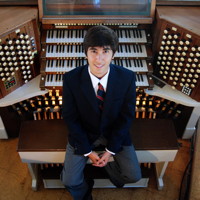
[39,25,154,91]
[0,18,40,99]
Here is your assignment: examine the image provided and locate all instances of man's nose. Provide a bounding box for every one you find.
[95,53,104,62]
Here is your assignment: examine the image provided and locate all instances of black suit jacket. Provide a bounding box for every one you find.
[62,64,136,155]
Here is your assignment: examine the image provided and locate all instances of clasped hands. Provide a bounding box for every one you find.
[88,151,112,167]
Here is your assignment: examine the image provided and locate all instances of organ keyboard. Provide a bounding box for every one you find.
[46,29,148,44]
[44,73,150,88]
[45,44,150,58]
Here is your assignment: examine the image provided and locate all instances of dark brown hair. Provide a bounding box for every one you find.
[83,25,119,56]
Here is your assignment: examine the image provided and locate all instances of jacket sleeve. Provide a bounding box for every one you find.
[106,72,136,153]
[62,74,92,155]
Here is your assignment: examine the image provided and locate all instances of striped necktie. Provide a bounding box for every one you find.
[96,83,106,111]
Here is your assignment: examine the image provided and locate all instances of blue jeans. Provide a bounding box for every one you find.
[61,141,141,200]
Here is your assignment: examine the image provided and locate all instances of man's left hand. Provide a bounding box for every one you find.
[92,151,112,167]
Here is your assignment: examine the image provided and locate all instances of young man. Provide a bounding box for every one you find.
[61,25,141,200]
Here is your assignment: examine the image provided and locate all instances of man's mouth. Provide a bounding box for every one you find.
[95,64,103,68]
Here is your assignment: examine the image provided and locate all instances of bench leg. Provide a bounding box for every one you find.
[27,163,39,191]
[155,161,168,190]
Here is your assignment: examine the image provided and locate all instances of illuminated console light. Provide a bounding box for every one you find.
[194,74,199,78]
[167,41,171,45]
[179,62,183,66]
[172,67,176,71]
[175,57,179,61]
[188,58,192,62]
[188,74,193,78]
[178,67,182,72]
[191,47,196,51]
[168,56,172,60]
[180,57,185,61]
[179,41,184,45]
[190,69,195,73]
[186,34,192,38]
[185,40,190,45]
[196,53,200,57]
[196,69,200,73]
[190,53,194,57]
[169,76,173,80]
[172,27,177,31]
[161,61,165,65]
[198,47,200,51]
[171,72,175,76]
[183,73,187,77]
[193,79,197,83]
[164,30,168,34]
[162,35,167,39]
[184,46,188,51]
[191,84,195,88]
[160,46,164,50]
[187,79,191,83]
[180,83,184,87]
[167,61,171,65]
[163,56,167,60]
[171,46,175,50]
[163,75,167,79]
[184,68,189,73]
[166,66,169,70]
[161,41,165,45]
[173,81,177,85]
[165,46,169,50]
[178,46,182,51]
[174,77,179,81]
[174,35,178,39]
[194,58,198,63]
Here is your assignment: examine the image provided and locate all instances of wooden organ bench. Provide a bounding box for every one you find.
[17,118,178,191]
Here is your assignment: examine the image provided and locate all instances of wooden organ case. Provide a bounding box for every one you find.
[152,6,200,102]
[0,6,40,99]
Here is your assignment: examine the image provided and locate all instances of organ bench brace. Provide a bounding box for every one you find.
[17,118,178,191]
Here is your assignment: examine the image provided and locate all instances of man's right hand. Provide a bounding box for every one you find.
[88,151,100,165]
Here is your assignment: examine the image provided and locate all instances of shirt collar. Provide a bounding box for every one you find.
[88,66,110,91]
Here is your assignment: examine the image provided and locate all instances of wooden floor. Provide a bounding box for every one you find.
[0,138,191,200]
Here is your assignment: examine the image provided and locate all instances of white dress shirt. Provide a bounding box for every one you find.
[84,66,115,156]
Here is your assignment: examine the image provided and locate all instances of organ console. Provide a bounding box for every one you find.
[0,0,200,193]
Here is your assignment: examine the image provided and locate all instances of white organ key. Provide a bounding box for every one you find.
[135,74,149,87]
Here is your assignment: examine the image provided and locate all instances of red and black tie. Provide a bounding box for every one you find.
[96,83,106,111]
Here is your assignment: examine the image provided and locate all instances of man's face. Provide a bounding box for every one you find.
[87,46,114,78]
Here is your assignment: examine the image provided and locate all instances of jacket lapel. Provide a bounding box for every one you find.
[80,66,100,115]
[102,65,120,117]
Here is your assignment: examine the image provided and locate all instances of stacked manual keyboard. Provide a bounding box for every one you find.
[40,26,154,91]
